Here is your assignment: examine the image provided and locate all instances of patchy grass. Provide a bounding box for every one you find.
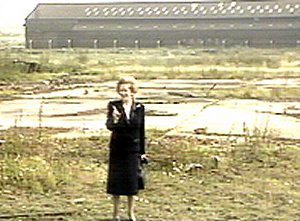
[1,47,300,81]
[1,47,299,101]
[0,127,299,220]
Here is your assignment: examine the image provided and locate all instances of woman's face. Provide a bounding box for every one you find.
[118,83,133,100]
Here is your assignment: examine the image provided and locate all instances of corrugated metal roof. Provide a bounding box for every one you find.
[26,1,300,20]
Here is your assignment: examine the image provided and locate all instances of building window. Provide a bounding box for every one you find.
[191,3,199,11]
[289,8,295,14]
[154,7,159,12]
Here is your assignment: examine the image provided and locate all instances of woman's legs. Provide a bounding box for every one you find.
[127,195,136,221]
[112,195,120,220]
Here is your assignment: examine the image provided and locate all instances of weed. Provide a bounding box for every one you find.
[0,128,74,193]
[0,128,299,220]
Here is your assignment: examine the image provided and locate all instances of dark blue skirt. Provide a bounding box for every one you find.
[107,152,141,195]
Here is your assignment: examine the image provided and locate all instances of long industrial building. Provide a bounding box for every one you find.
[24,0,300,49]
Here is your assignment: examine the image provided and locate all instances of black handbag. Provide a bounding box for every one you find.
[138,157,148,189]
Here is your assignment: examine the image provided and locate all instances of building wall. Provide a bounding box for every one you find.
[25,16,300,49]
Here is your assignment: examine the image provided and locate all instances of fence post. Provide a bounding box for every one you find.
[67,39,72,49]
[113,39,118,49]
[157,40,161,48]
[221,39,226,48]
[48,39,53,49]
[93,39,98,49]
[28,39,33,50]
[177,40,182,48]
[134,40,140,49]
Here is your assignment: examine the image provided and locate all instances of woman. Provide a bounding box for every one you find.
[106,76,147,221]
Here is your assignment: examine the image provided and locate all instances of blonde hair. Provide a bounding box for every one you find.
[116,76,138,93]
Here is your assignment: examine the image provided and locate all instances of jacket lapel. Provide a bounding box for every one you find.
[130,102,136,120]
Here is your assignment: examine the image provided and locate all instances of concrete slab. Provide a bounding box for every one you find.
[0,79,299,141]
